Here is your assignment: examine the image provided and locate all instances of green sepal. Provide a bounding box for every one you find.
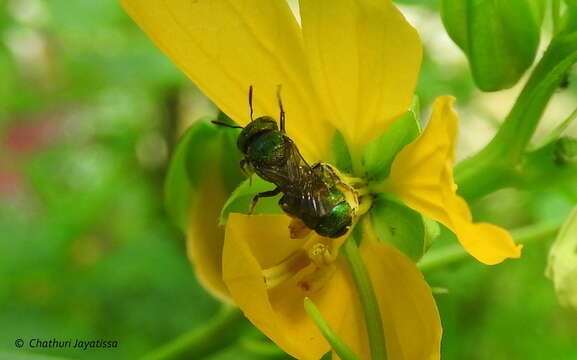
[370,195,430,262]
[219,177,283,225]
[164,117,243,230]
[329,131,353,174]
[441,0,543,91]
[362,97,421,183]
[422,215,441,251]
[546,206,577,310]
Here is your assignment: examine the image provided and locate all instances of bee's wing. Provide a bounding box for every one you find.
[283,137,311,185]
[300,175,331,218]
[282,141,331,218]
[258,136,330,220]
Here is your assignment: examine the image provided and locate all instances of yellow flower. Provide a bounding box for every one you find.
[120,0,522,358]
[223,214,440,359]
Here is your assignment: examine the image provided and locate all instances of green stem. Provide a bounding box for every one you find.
[140,306,244,360]
[303,298,360,360]
[342,234,387,360]
[455,32,577,201]
[552,0,561,35]
[418,222,561,272]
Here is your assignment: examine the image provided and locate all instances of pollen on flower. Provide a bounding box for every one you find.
[308,242,335,266]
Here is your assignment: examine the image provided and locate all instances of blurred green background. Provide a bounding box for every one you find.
[1,0,576,359]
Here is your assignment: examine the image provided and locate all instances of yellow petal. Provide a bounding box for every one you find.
[185,173,231,303]
[120,0,333,161]
[362,239,441,360]
[333,239,441,360]
[384,96,522,265]
[223,214,354,360]
[299,0,422,154]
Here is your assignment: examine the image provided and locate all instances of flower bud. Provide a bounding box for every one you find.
[441,0,544,91]
[547,206,577,310]
[165,117,243,229]
[165,117,244,302]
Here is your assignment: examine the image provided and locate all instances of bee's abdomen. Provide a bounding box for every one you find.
[314,202,353,238]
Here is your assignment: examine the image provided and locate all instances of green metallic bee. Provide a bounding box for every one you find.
[213,86,359,238]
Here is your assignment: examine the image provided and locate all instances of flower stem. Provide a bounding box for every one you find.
[552,0,561,35]
[303,297,360,360]
[139,305,244,360]
[418,221,561,272]
[342,231,387,360]
[455,32,577,201]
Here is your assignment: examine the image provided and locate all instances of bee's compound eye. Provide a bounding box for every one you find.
[315,203,353,238]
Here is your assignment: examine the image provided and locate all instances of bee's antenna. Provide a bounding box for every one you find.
[277,84,285,133]
[211,120,242,129]
[248,85,254,122]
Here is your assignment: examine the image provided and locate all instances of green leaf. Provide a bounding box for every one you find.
[219,177,283,225]
[441,0,543,91]
[546,206,577,310]
[370,195,427,262]
[164,118,243,230]
[362,97,421,183]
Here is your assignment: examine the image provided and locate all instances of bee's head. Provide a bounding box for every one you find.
[237,116,279,154]
[315,203,353,238]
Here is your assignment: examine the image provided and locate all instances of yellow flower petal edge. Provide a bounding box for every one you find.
[185,173,231,303]
[119,0,333,162]
[299,0,422,153]
[384,96,522,265]
[222,213,354,360]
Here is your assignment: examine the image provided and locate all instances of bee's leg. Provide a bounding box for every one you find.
[312,163,340,183]
[249,187,281,214]
[311,163,326,178]
[322,164,341,182]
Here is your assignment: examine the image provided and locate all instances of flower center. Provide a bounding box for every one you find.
[261,192,373,294]
[262,236,339,293]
